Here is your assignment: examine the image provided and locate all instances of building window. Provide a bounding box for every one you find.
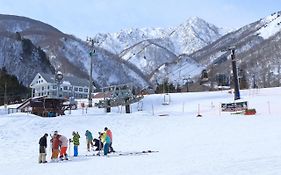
[63,86,68,91]
[84,88,88,92]
[79,94,82,98]
[47,86,50,90]
[69,87,73,91]
[42,87,44,91]
[79,88,83,92]
[74,87,78,92]
[53,85,57,89]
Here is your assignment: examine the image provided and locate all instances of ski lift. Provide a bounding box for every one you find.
[200,69,209,84]
[137,100,143,111]
[162,93,171,105]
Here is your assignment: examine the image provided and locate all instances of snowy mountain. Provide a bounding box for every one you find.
[94,27,171,54]
[257,12,281,39]
[95,17,223,85]
[94,17,224,55]
[189,11,281,89]
[0,16,55,85]
[169,17,223,54]
[0,14,225,89]
[2,12,281,91]
[0,14,151,88]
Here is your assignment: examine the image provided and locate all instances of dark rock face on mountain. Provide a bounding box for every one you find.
[0,27,55,85]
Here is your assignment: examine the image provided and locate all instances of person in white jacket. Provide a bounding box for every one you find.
[58,134,68,160]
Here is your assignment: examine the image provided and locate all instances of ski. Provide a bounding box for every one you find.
[85,150,158,157]
[48,159,72,163]
[110,150,158,157]
[45,150,158,164]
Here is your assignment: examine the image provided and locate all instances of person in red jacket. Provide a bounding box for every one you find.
[104,127,115,153]
[50,133,61,161]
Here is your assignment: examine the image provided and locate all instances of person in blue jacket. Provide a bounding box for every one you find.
[85,130,94,151]
[100,132,111,156]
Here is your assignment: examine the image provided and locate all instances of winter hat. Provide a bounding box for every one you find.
[104,127,108,131]
[44,133,48,137]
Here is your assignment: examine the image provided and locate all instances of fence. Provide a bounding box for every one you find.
[8,108,21,114]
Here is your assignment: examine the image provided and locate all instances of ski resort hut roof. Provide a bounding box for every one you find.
[36,72,89,87]
[29,72,94,99]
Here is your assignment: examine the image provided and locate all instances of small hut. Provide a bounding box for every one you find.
[30,96,67,117]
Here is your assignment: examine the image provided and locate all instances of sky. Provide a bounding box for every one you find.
[0,0,280,39]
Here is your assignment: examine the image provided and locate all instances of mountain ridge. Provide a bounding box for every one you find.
[1,11,281,92]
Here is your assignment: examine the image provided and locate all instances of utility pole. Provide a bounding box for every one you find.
[222,46,240,100]
[86,37,98,107]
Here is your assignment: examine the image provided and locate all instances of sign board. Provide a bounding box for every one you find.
[221,101,248,112]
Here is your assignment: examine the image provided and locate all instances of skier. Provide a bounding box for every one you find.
[69,131,80,157]
[50,133,60,161]
[104,127,115,153]
[100,132,111,156]
[58,134,68,160]
[85,130,94,151]
[38,133,48,163]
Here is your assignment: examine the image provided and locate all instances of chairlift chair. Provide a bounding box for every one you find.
[137,100,143,111]
[200,69,209,85]
[162,93,171,105]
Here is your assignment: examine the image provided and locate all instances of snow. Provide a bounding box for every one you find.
[1,87,281,175]
[96,27,169,54]
[169,16,223,54]
[258,13,281,39]
[97,17,224,56]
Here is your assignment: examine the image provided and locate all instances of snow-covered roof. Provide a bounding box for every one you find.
[37,72,89,87]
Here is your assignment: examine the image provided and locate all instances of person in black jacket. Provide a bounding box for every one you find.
[93,138,103,151]
[38,133,48,163]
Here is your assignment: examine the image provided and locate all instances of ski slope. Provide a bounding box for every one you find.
[1,87,281,175]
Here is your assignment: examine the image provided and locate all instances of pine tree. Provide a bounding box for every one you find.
[0,68,30,105]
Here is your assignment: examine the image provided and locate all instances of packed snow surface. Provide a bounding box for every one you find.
[1,87,281,175]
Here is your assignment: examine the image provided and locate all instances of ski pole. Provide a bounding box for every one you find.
[99,139,101,156]
[68,139,71,157]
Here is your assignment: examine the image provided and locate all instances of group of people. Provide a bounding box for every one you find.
[85,127,115,155]
[38,131,69,163]
[38,127,114,163]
